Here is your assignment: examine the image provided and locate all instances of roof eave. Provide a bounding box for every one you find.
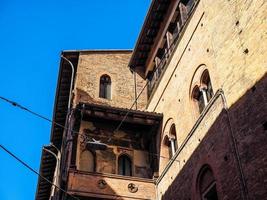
[129,0,172,79]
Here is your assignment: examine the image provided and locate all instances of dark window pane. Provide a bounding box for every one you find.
[203,184,218,200]
[199,166,218,200]
[201,70,213,102]
[118,155,132,176]
[168,145,173,158]
[206,80,214,101]
[192,86,205,114]
[181,0,195,13]
[99,75,111,99]
[198,92,205,113]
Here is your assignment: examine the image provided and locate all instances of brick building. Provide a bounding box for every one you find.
[36,0,267,200]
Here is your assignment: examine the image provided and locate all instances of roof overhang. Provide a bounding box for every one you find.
[50,51,79,149]
[77,102,163,127]
[62,49,132,53]
[129,0,174,79]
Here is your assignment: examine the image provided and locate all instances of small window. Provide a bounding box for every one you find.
[99,74,111,99]
[192,70,214,114]
[80,150,94,172]
[198,165,218,200]
[118,154,132,176]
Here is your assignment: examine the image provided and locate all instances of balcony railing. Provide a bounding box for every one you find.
[67,169,156,200]
[147,0,198,98]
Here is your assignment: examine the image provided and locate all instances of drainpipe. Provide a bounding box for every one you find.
[133,71,138,110]
[61,55,75,112]
[217,89,248,200]
[58,55,75,199]
[43,144,61,200]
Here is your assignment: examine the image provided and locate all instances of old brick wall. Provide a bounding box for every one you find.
[228,74,267,199]
[73,51,147,110]
[157,74,267,200]
[160,111,243,200]
[142,0,267,199]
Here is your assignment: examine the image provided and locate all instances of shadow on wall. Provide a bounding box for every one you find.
[161,73,267,200]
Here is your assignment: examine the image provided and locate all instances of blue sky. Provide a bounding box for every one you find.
[0,1,150,199]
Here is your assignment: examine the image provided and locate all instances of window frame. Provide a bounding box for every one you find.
[197,165,219,200]
[191,69,214,115]
[99,74,111,100]
[118,154,132,176]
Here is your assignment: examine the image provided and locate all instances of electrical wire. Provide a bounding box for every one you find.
[0,144,80,200]
[0,4,205,199]
[110,20,185,132]
[114,81,149,132]
[0,96,80,136]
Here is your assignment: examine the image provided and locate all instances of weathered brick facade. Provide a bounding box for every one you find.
[139,0,267,199]
[36,0,267,200]
[73,50,147,110]
[158,75,267,199]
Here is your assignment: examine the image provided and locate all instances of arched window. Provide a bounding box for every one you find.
[198,165,218,200]
[80,150,95,172]
[191,70,213,114]
[99,75,111,99]
[169,124,178,157]
[118,154,132,176]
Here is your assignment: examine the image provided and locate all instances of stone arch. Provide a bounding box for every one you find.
[189,65,214,115]
[160,118,177,172]
[162,118,174,133]
[196,164,218,200]
[189,64,208,99]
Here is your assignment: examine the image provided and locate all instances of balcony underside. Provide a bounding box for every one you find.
[67,170,156,200]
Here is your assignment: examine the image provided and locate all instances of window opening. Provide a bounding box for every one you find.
[193,86,205,114]
[202,71,214,102]
[181,0,196,14]
[118,155,132,176]
[192,70,214,114]
[198,166,218,200]
[202,183,218,200]
[99,75,111,99]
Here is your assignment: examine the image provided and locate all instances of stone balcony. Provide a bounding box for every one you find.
[67,169,156,200]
